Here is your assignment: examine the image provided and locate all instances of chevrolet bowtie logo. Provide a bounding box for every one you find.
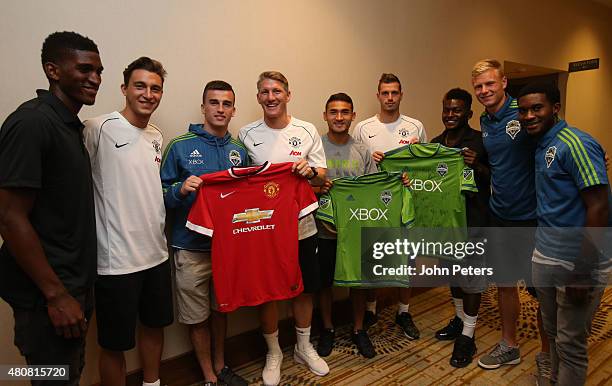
[232,208,274,224]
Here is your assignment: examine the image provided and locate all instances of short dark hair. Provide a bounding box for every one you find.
[41,31,98,65]
[517,82,561,104]
[123,56,167,86]
[325,92,353,111]
[443,88,473,110]
[203,80,235,102]
[378,73,402,91]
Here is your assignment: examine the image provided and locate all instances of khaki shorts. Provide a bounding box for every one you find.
[174,249,217,324]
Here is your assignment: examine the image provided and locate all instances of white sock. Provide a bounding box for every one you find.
[263,330,281,354]
[143,380,160,386]
[366,301,377,314]
[397,302,409,314]
[462,313,478,338]
[453,297,464,321]
[295,326,311,351]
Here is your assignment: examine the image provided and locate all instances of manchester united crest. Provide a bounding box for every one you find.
[152,139,161,154]
[263,181,280,198]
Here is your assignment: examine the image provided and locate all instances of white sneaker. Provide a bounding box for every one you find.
[294,343,330,376]
[262,350,283,386]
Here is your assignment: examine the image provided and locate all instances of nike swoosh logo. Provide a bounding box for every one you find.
[253,142,264,147]
[115,142,129,148]
[220,191,236,199]
[368,135,377,138]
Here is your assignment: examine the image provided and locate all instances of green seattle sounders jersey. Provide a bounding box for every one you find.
[380,143,477,229]
[316,171,415,287]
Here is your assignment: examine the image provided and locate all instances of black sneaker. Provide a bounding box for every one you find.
[203,382,217,386]
[450,334,477,368]
[395,312,420,340]
[435,316,463,341]
[364,310,378,329]
[216,365,247,386]
[351,329,376,358]
[316,328,335,357]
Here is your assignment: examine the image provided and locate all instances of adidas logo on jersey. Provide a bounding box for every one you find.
[349,208,388,221]
[190,149,202,158]
[411,179,442,192]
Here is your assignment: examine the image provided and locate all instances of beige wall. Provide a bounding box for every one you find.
[1,0,611,385]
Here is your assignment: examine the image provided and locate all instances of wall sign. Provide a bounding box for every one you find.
[568,58,599,72]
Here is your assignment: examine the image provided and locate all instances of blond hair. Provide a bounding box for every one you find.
[257,71,289,92]
[471,59,504,78]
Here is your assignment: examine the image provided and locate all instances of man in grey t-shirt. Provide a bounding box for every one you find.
[315,93,379,359]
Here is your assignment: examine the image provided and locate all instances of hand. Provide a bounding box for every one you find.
[401,172,411,188]
[408,137,419,144]
[292,159,313,179]
[461,148,478,168]
[321,179,333,194]
[565,285,591,305]
[47,292,87,338]
[180,175,203,196]
[372,151,385,164]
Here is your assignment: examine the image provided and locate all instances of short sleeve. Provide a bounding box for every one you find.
[363,149,378,174]
[315,193,335,225]
[0,112,46,189]
[82,119,101,162]
[401,186,416,227]
[558,131,608,190]
[418,121,428,143]
[296,177,319,218]
[307,132,327,169]
[460,167,479,193]
[185,187,214,236]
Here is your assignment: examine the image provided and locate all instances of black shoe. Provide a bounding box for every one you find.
[450,334,477,368]
[217,365,247,386]
[351,329,376,358]
[435,316,463,341]
[316,328,335,357]
[364,310,378,329]
[395,312,420,340]
[203,382,217,386]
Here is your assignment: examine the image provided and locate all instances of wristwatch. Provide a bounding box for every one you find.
[307,166,318,180]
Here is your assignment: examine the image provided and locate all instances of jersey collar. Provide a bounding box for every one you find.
[229,161,271,178]
[537,119,567,149]
[485,94,514,123]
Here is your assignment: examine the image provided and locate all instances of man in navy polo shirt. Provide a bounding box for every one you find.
[518,82,608,386]
[471,59,550,375]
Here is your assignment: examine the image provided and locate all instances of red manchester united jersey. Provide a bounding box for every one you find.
[186,162,318,312]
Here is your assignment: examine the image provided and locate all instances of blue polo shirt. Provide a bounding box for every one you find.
[534,119,608,263]
[481,95,536,221]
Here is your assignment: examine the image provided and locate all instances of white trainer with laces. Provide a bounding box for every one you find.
[262,350,283,386]
[294,343,330,376]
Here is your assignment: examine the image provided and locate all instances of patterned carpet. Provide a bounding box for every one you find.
[198,286,612,385]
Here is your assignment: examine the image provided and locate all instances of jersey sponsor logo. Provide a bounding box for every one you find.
[288,136,302,148]
[263,182,280,198]
[289,150,302,156]
[380,190,393,206]
[232,208,274,224]
[505,120,521,139]
[349,207,388,221]
[436,162,448,177]
[399,139,412,145]
[229,150,242,166]
[411,179,442,192]
[220,191,236,199]
[319,196,330,210]
[545,146,557,168]
[115,142,129,148]
[463,169,473,180]
[152,139,161,154]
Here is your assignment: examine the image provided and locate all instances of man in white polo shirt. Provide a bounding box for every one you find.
[239,71,328,386]
[352,73,427,341]
[83,57,173,386]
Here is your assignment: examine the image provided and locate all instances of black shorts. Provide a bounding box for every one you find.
[488,213,537,285]
[317,238,337,289]
[95,259,174,351]
[299,235,321,293]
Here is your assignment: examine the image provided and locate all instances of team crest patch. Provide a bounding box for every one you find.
[263,182,280,198]
[463,169,474,181]
[380,190,393,206]
[436,162,448,177]
[288,137,302,148]
[545,146,557,168]
[399,128,410,137]
[152,139,161,154]
[229,150,241,166]
[506,120,521,139]
[319,197,330,210]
